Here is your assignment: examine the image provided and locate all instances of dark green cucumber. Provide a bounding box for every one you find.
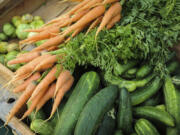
[133,106,174,127]
[163,76,180,127]
[117,88,133,134]
[131,77,162,106]
[136,64,152,78]
[156,104,166,111]
[135,119,160,135]
[105,73,154,92]
[74,85,118,135]
[27,102,46,121]
[114,130,123,135]
[114,60,138,76]
[96,112,116,135]
[141,92,161,106]
[30,119,53,135]
[54,71,100,135]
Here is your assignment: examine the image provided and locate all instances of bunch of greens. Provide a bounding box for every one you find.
[55,0,180,79]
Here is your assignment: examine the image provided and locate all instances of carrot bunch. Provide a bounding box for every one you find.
[5,53,74,125]
[19,0,125,52]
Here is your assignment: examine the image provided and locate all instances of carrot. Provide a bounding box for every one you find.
[76,0,103,14]
[34,55,58,72]
[103,0,118,4]
[8,52,40,65]
[46,46,58,51]
[5,81,37,125]
[36,83,56,112]
[15,54,50,77]
[96,2,122,37]
[70,9,89,23]
[20,86,49,120]
[13,72,41,93]
[20,26,60,44]
[55,70,71,96]
[107,14,121,29]
[49,76,74,119]
[38,63,54,72]
[30,66,57,100]
[32,35,65,52]
[62,5,105,37]
[86,16,103,35]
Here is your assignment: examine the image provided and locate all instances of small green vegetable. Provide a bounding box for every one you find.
[33,16,43,21]
[0,33,8,41]
[21,14,33,23]
[7,43,19,52]
[30,20,44,29]
[3,23,15,36]
[0,55,5,65]
[12,16,22,27]
[0,42,8,53]
[16,24,31,39]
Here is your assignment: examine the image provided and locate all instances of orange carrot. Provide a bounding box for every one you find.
[38,63,54,72]
[20,86,48,120]
[5,81,37,125]
[86,16,103,35]
[107,14,121,29]
[16,54,50,77]
[47,46,58,51]
[34,55,58,72]
[55,70,71,96]
[36,83,56,111]
[62,5,105,37]
[20,26,60,44]
[8,52,40,65]
[103,0,118,4]
[30,66,57,100]
[13,72,41,93]
[76,0,103,14]
[70,9,89,23]
[49,76,74,119]
[32,35,65,52]
[96,2,122,37]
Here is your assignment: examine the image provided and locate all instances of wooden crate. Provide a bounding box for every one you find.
[0,0,77,134]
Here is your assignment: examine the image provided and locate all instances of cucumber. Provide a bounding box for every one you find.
[123,68,137,79]
[133,106,175,127]
[141,92,161,106]
[156,104,166,111]
[131,77,162,106]
[114,130,123,135]
[167,61,179,74]
[135,118,160,135]
[166,127,179,135]
[136,64,152,78]
[96,112,116,135]
[117,88,133,134]
[163,76,180,127]
[114,60,137,76]
[105,73,154,92]
[74,85,118,135]
[30,119,53,135]
[27,102,46,121]
[54,71,100,135]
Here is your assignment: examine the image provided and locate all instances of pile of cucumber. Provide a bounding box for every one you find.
[29,55,180,135]
[0,14,45,71]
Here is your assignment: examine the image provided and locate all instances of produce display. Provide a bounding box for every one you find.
[0,14,45,71]
[1,0,180,135]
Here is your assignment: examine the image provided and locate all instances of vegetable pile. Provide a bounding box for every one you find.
[2,0,180,134]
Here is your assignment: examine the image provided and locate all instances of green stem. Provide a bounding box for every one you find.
[120,0,126,5]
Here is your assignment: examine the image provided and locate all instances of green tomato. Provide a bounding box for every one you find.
[0,54,5,65]
[33,16,43,21]
[0,42,8,53]
[7,43,19,52]
[3,23,16,36]
[5,51,19,62]
[30,20,44,29]
[12,16,21,26]
[16,24,31,39]
[22,14,33,23]
[35,40,47,47]
[0,33,8,41]
[7,63,21,71]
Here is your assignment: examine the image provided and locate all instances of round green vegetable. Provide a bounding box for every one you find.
[7,63,21,71]
[0,33,8,41]
[16,24,31,39]
[30,20,44,29]
[5,51,18,62]
[10,32,16,38]
[33,16,43,21]
[3,23,15,36]
[12,16,22,27]
[0,42,8,53]
[21,14,33,23]
[0,55,5,64]
[7,43,19,52]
